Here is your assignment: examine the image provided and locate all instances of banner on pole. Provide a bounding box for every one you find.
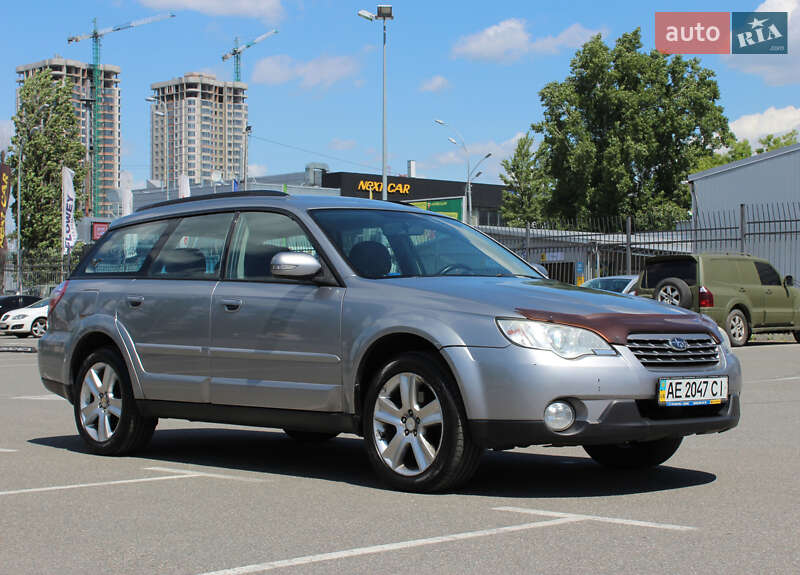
[0,162,11,252]
[179,173,191,199]
[62,166,77,254]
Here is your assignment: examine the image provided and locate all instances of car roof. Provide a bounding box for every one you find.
[645,253,771,264]
[111,192,428,230]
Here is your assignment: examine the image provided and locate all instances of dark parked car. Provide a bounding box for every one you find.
[0,295,40,318]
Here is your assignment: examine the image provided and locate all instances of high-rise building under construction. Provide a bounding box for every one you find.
[16,57,121,217]
[149,72,248,191]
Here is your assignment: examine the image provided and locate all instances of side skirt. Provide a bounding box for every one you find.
[136,400,360,435]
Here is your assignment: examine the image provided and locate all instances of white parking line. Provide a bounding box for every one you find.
[494,506,696,532]
[145,466,265,483]
[196,517,584,575]
[12,394,64,400]
[0,448,17,453]
[196,505,697,575]
[748,375,800,384]
[0,466,264,497]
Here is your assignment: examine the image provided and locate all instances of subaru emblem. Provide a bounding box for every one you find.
[669,337,688,351]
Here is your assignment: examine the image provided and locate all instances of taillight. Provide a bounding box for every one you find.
[699,286,714,308]
[49,281,69,316]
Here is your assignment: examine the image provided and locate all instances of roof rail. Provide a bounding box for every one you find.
[136,190,288,212]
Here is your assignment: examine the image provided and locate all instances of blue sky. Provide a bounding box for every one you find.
[2,0,800,190]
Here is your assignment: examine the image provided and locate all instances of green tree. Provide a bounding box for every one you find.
[692,137,753,173]
[499,133,551,226]
[755,129,798,154]
[533,29,731,221]
[8,69,86,257]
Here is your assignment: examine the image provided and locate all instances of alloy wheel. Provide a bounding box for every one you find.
[729,314,745,342]
[657,285,680,306]
[372,372,443,476]
[31,318,47,338]
[78,362,123,442]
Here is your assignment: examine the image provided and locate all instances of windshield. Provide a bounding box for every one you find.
[311,209,541,279]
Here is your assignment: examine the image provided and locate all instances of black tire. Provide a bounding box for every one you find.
[283,429,338,442]
[793,331,800,344]
[362,351,482,492]
[584,437,683,469]
[14,334,29,338]
[73,346,157,456]
[654,277,693,309]
[725,309,750,347]
[31,317,47,338]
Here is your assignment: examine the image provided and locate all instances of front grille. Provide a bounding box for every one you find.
[627,334,720,368]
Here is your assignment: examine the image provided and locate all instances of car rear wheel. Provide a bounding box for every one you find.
[583,437,682,469]
[793,331,800,343]
[726,309,750,347]
[654,277,693,309]
[31,318,47,338]
[283,429,338,442]
[363,352,482,492]
[73,347,157,455]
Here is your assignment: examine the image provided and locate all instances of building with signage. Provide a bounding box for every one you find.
[149,72,248,189]
[16,57,121,217]
[321,171,506,225]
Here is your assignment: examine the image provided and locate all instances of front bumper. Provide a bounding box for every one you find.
[470,394,740,448]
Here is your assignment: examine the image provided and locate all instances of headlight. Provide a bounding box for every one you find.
[497,318,616,359]
[12,314,26,320]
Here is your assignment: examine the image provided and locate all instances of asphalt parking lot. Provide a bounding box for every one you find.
[1,335,799,574]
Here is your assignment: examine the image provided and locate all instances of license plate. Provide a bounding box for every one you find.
[658,376,728,406]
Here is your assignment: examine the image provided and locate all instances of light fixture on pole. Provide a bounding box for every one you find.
[146,96,169,199]
[358,5,393,201]
[434,118,491,224]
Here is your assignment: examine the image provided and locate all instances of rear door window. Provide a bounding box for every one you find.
[754,262,782,286]
[147,213,234,279]
[80,220,169,275]
[644,259,697,288]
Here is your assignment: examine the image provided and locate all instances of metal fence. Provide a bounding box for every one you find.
[2,255,82,298]
[479,202,800,285]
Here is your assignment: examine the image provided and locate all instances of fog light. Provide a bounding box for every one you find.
[544,401,575,432]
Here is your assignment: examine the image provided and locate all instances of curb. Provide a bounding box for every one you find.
[0,346,38,353]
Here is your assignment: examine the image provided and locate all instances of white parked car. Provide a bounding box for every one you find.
[0,299,49,338]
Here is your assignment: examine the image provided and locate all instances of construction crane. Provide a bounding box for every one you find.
[67,13,175,216]
[222,29,278,82]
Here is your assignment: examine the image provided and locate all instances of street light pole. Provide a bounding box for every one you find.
[146,97,168,199]
[358,5,393,201]
[434,119,491,225]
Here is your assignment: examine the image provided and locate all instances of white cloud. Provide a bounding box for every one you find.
[724,0,799,85]
[730,105,800,142]
[452,19,530,62]
[429,132,527,180]
[251,54,359,88]
[139,0,283,23]
[248,163,268,177]
[329,138,356,151]
[419,75,450,93]
[452,19,602,62]
[0,120,13,152]
[529,23,606,54]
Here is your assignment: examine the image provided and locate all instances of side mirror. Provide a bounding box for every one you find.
[785,275,794,287]
[271,252,322,279]
[532,263,549,279]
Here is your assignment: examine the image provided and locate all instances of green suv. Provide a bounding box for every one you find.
[633,254,800,347]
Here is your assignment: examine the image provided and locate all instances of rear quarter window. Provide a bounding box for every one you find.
[644,259,697,288]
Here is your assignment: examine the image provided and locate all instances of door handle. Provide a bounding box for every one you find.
[126,295,144,308]
[765,289,773,295]
[738,288,747,293]
[221,298,243,312]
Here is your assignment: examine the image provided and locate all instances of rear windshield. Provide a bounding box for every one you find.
[643,258,697,288]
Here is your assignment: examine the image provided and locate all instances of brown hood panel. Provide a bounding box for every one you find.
[515,308,721,345]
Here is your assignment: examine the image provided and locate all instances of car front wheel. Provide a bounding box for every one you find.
[363,352,482,492]
[73,347,157,455]
[31,317,47,338]
[584,437,683,469]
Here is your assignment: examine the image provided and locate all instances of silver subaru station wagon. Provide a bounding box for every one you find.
[39,191,741,492]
